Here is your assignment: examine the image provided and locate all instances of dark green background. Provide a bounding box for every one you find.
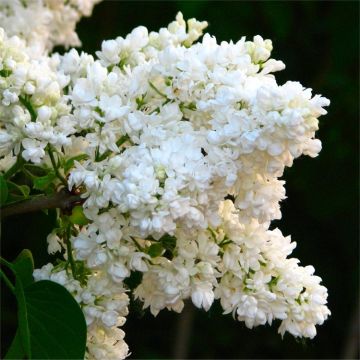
[1,1,359,359]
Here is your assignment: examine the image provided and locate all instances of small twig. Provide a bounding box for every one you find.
[96,135,130,162]
[0,189,83,219]
[47,146,68,187]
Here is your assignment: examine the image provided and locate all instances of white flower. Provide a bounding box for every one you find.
[0,0,101,55]
[108,262,130,283]
[47,231,63,254]
[72,78,97,104]
[101,310,119,327]
[21,138,46,163]
[191,281,214,311]
[129,252,150,272]
[98,94,129,122]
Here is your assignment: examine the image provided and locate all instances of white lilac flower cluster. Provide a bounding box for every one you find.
[0,28,72,167]
[0,0,101,56]
[1,7,331,360]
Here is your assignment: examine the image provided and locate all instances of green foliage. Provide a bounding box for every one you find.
[4,330,24,360]
[159,234,177,253]
[1,250,87,360]
[0,68,12,77]
[63,154,89,174]
[69,205,89,226]
[13,249,35,288]
[73,260,92,286]
[23,281,87,359]
[267,275,279,291]
[33,172,57,191]
[18,95,37,122]
[23,164,49,177]
[13,260,32,358]
[6,181,30,203]
[145,234,177,259]
[0,175,8,205]
[147,242,164,258]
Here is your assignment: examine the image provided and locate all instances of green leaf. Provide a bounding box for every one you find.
[19,185,30,198]
[64,154,88,173]
[69,205,89,226]
[0,68,12,77]
[13,249,34,288]
[25,280,87,359]
[4,250,86,359]
[14,274,32,358]
[147,242,164,258]
[7,182,30,199]
[159,234,177,252]
[268,275,279,291]
[4,329,25,360]
[1,250,34,358]
[23,164,50,177]
[0,175,8,205]
[33,172,56,191]
[6,280,87,360]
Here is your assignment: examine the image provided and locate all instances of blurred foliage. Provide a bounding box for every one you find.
[1,1,358,359]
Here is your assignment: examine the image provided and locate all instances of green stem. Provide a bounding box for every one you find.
[47,146,67,187]
[219,238,232,247]
[148,81,168,98]
[19,95,37,122]
[0,268,16,295]
[208,227,217,242]
[130,237,145,252]
[0,256,14,270]
[95,146,100,162]
[65,223,77,280]
[96,135,130,162]
[0,257,16,295]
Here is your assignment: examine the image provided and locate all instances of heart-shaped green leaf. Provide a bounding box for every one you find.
[24,280,87,359]
[3,250,87,359]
